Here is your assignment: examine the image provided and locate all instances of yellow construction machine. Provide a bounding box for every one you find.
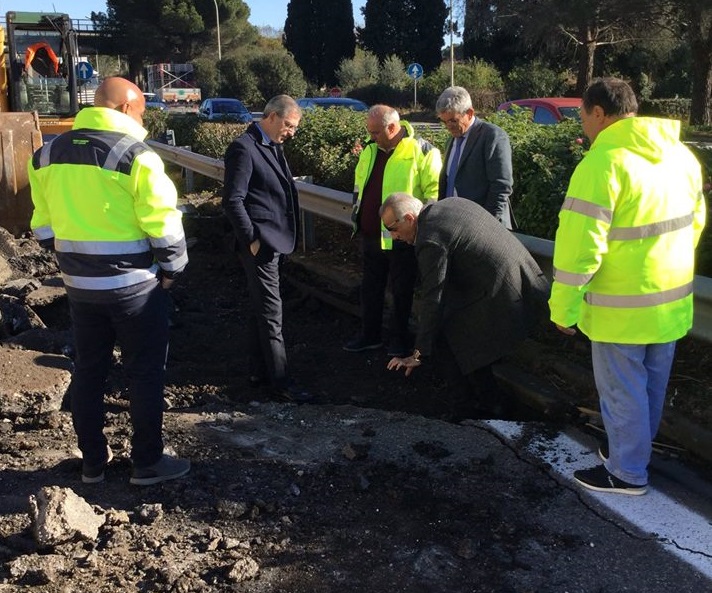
[0,11,80,235]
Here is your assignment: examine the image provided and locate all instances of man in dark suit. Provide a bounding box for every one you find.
[222,94,312,403]
[382,193,549,418]
[436,86,514,229]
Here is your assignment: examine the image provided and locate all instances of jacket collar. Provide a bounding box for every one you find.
[73,106,148,141]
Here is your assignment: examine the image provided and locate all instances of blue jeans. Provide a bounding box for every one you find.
[69,283,169,468]
[591,341,676,485]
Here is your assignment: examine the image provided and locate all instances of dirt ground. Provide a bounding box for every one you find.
[1,196,711,591]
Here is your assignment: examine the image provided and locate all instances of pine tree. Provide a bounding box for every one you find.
[284,0,356,87]
[358,0,448,73]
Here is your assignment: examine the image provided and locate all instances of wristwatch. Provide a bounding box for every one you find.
[412,349,422,362]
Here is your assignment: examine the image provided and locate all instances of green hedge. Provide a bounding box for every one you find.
[638,98,691,121]
[163,109,712,277]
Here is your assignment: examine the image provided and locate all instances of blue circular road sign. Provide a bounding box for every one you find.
[76,61,94,81]
[407,63,423,80]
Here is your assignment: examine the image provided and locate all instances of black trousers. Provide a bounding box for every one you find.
[240,244,289,389]
[69,283,168,468]
[434,335,507,418]
[359,235,417,343]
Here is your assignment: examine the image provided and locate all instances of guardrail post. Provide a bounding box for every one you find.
[179,146,194,193]
[296,176,315,251]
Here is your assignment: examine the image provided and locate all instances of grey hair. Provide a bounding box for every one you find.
[436,86,472,115]
[264,94,301,118]
[380,193,424,219]
[368,104,400,127]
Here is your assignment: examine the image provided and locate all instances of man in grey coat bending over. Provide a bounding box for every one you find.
[436,86,514,229]
[382,193,549,418]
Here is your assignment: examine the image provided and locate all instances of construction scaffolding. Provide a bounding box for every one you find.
[145,63,201,104]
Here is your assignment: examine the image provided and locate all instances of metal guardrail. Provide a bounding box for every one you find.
[147,140,712,343]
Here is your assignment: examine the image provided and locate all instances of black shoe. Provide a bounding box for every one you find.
[273,384,314,404]
[342,335,383,353]
[130,454,191,486]
[573,464,647,496]
[598,441,609,462]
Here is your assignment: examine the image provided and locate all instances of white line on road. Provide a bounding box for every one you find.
[485,420,712,579]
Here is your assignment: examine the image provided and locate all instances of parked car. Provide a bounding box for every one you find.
[145,100,168,111]
[197,98,253,123]
[497,98,581,124]
[142,92,168,111]
[296,97,369,111]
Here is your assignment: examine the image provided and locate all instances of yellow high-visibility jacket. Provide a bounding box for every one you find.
[29,106,187,300]
[352,120,441,249]
[549,116,706,343]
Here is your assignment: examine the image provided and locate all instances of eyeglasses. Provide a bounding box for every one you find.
[384,219,399,232]
[282,118,299,132]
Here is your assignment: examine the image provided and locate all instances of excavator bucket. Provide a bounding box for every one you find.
[0,112,43,237]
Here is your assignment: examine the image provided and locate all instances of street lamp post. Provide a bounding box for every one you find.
[213,0,222,61]
[449,0,454,87]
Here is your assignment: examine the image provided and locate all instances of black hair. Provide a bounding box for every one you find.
[582,78,638,116]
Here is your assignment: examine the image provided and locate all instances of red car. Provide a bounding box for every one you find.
[497,97,581,124]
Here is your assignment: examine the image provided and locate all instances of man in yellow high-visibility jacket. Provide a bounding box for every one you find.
[549,78,706,495]
[29,77,190,486]
[343,105,441,358]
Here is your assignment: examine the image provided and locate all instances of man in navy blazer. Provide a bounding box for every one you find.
[436,86,514,229]
[222,94,312,403]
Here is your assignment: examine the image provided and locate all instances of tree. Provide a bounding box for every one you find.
[336,48,380,90]
[462,0,526,74]
[220,50,307,107]
[358,0,449,73]
[674,1,712,125]
[92,0,251,84]
[465,0,668,94]
[284,0,356,87]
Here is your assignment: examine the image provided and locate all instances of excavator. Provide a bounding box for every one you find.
[0,11,80,235]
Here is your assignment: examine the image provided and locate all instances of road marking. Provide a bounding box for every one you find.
[485,420,712,579]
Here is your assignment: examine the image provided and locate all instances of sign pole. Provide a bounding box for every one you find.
[406,62,423,111]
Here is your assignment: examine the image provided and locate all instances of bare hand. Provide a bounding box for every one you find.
[555,323,576,336]
[161,277,174,290]
[250,239,260,256]
[387,355,422,377]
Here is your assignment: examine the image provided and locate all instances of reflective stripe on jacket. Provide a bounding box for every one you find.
[352,120,442,249]
[549,116,706,343]
[29,106,187,296]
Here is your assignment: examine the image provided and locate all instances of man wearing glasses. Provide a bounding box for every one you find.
[436,86,514,229]
[343,104,442,358]
[383,193,549,419]
[223,94,312,403]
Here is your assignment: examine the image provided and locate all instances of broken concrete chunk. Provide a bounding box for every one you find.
[28,486,105,547]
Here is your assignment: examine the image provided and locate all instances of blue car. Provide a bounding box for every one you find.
[296,97,369,111]
[198,98,253,123]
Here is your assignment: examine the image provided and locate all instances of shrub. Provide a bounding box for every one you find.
[192,122,249,159]
[505,60,571,100]
[142,108,170,140]
[166,113,200,148]
[219,50,307,109]
[336,49,380,91]
[638,98,691,121]
[419,60,505,112]
[491,111,586,239]
[349,83,410,107]
[286,107,367,191]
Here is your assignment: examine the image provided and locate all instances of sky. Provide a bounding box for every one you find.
[10,1,369,29]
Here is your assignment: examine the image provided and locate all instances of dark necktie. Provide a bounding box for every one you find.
[272,143,290,177]
[445,136,464,197]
